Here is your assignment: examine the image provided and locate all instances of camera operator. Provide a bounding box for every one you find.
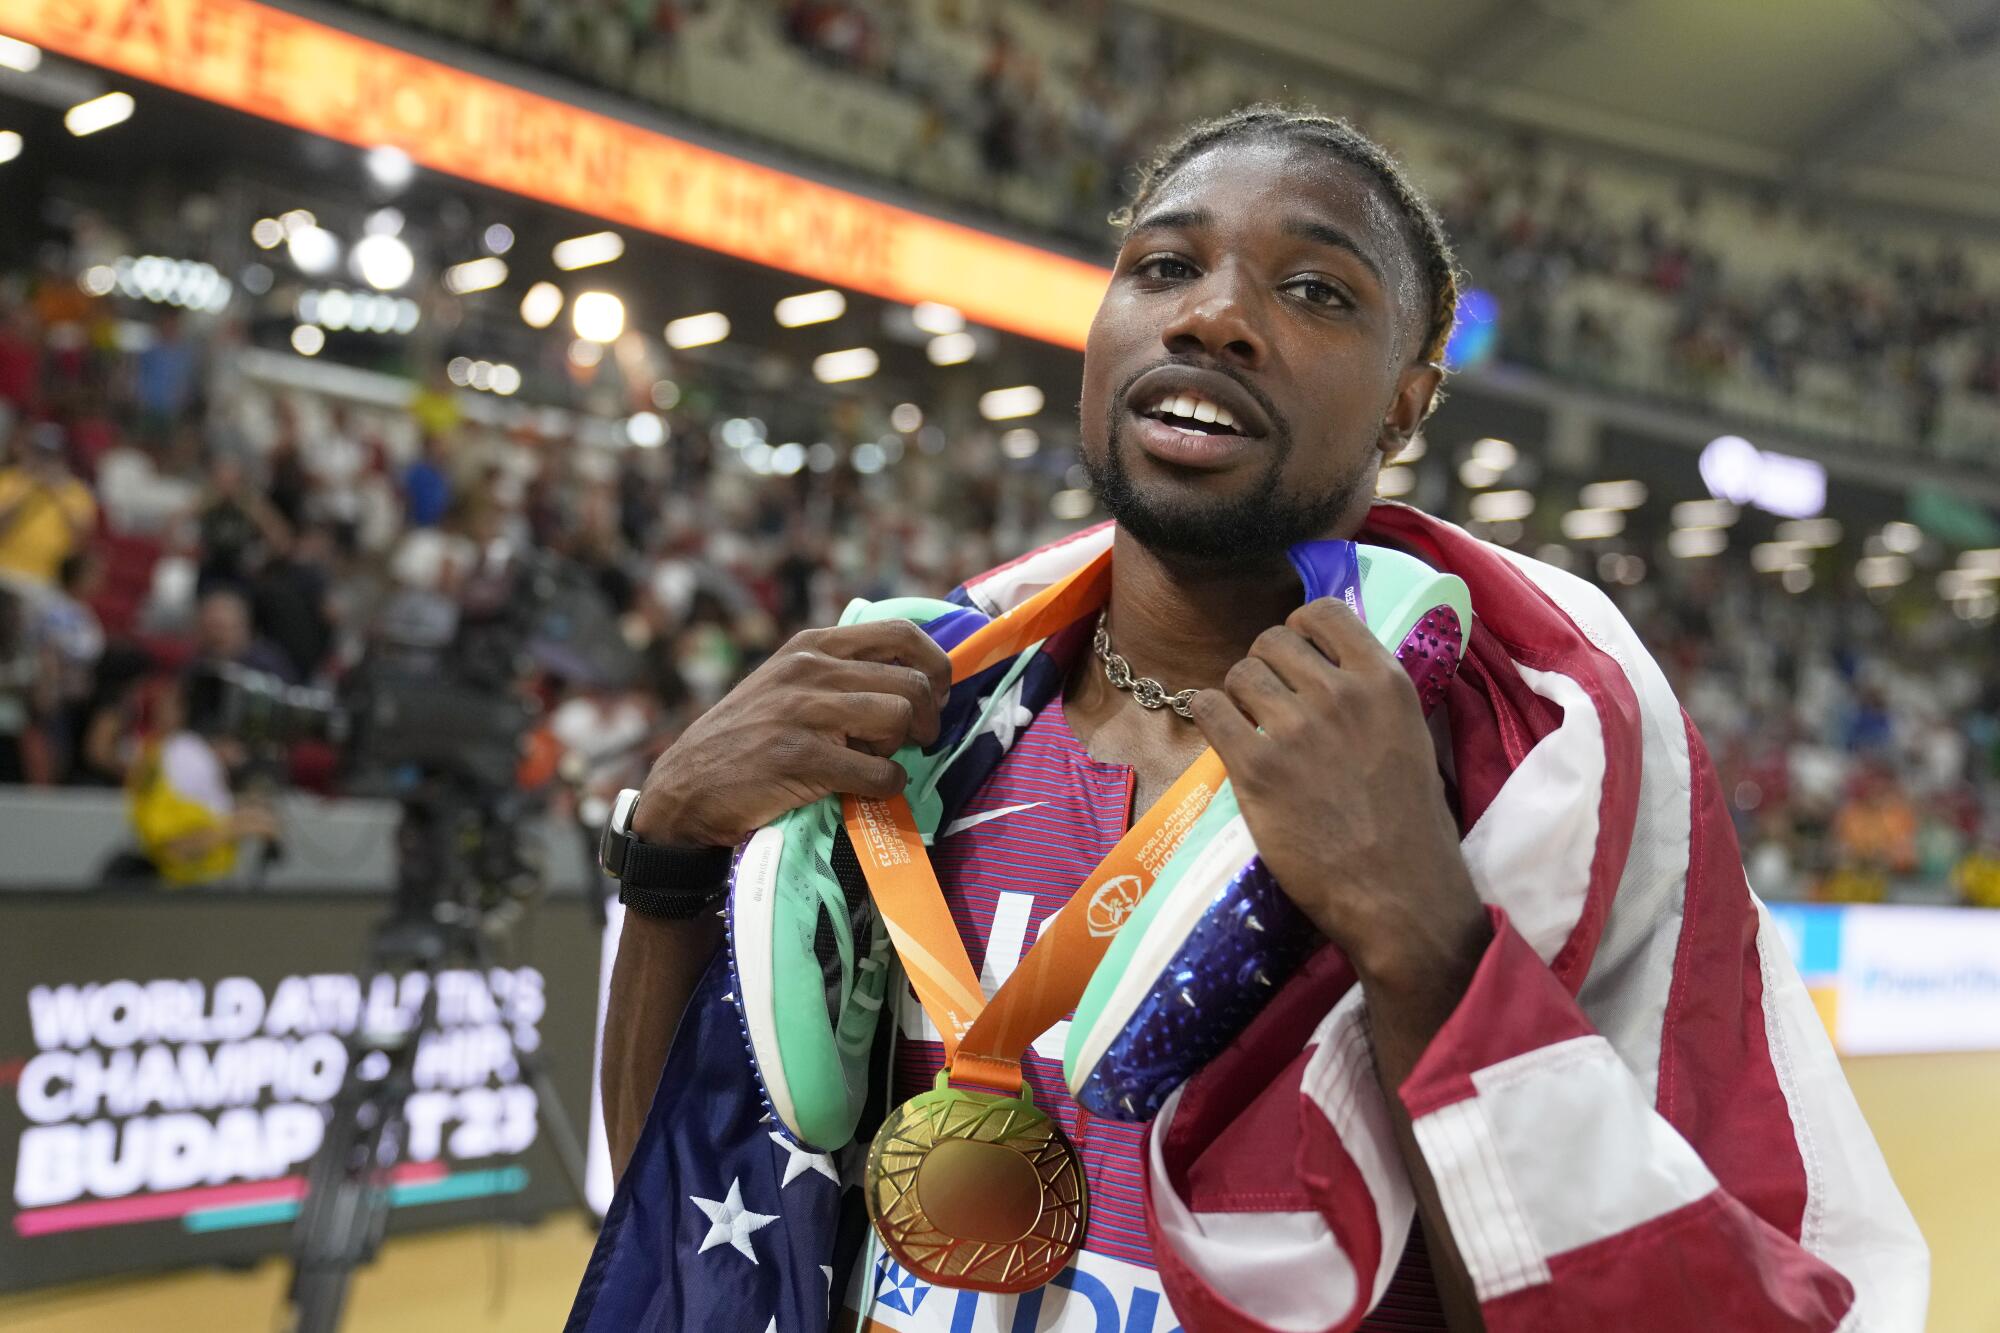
[124,670,282,885]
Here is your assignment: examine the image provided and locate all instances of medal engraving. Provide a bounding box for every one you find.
[864,1081,1086,1293]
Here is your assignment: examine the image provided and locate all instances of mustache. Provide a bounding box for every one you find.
[1111,355,1289,443]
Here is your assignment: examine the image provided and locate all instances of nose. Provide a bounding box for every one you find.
[1161,265,1267,368]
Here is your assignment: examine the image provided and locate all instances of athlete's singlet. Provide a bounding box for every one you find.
[840,696,1445,1332]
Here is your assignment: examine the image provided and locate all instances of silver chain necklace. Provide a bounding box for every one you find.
[1093,610,1198,719]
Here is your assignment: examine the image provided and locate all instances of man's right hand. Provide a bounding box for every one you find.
[631,619,952,849]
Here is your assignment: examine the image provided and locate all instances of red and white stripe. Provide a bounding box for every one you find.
[984,507,1929,1333]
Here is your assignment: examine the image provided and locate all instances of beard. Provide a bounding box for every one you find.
[1082,397,1369,568]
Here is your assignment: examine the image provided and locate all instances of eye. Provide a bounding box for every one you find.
[1282,275,1348,307]
[1133,253,1197,282]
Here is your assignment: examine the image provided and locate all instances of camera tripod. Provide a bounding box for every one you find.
[283,788,595,1333]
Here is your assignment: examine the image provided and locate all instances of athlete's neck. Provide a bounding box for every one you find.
[1092,527,1305,696]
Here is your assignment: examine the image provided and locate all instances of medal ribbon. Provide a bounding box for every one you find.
[842,549,1227,1094]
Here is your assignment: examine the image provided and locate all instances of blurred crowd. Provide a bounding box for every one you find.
[331,0,2000,458]
[2,250,1997,901]
[1615,565,2000,908]
[0,262,1062,880]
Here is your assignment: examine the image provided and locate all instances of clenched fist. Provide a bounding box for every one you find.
[631,620,952,850]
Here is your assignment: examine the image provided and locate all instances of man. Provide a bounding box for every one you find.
[0,423,95,588]
[574,108,1926,1331]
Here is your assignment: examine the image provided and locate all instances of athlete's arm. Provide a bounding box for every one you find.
[601,619,952,1184]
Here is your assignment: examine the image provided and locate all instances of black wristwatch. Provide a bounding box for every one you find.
[599,788,732,919]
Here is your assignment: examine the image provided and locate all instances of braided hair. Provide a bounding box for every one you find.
[1114,105,1461,369]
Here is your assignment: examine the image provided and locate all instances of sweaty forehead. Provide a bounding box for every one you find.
[1137,135,1430,352]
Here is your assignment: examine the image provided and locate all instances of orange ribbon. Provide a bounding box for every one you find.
[842,549,1228,1094]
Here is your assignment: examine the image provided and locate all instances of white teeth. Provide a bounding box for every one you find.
[1143,391,1243,432]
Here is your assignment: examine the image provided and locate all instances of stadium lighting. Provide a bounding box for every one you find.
[290,325,325,357]
[911,301,965,335]
[1671,499,1738,530]
[651,380,681,410]
[520,281,564,329]
[1456,458,1500,490]
[352,233,414,291]
[665,311,730,349]
[1781,567,1813,594]
[365,145,416,191]
[1470,489,1535,523]
[444,257,508,294]
[1958,549,2000,576]
[1668,528,1727,560]
[851,441,886,475]
[926,332,976,365]
[552,231,625,270]
[626,412,668,448]
[1775,518,1842,548]
[1856,555,1911,589]
[1001,429,1040,460]
[1398,434,1428,462]
[286,225,341,277]
[1560,508,1624,541]
[890,403,923,433]
[572,291,626,343]
[1579,479,1648,511]
[1377,465,1415,498]
[0,131,19,166]
[250,217,285,249]
[1470,437,1517,471]
[483,223,515,255]
[490,363,521,395]
[1751,541,1810,574]
[1700,434,1825,519]
[775,289,845,327]
[812,348,879,383]
[1050,489,1095,521]
[0,36,43,72]
[570,339,604,368]
[979,386,1044,421]
[1879,521,1923,555]
[771,443,807,475]
[66,91,135,137]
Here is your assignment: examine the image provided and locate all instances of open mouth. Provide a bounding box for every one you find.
[1137,390,1247,437]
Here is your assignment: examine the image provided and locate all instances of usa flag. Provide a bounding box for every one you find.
[571,510,1929,1333]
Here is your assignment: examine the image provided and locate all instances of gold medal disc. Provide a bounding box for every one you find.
[864,1076,1087,1293]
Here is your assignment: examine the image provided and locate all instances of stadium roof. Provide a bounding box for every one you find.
[1134,0,2000,225]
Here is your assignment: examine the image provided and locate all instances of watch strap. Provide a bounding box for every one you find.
[615,839,731,920]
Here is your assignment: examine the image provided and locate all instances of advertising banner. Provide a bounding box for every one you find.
[0,891,599,1292]
[1767,902,2000,1056]
[0,0,1110,349]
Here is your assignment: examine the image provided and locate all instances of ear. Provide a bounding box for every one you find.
[1377,361,1443,466]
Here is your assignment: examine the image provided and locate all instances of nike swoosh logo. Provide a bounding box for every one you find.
[941,801,1045,839]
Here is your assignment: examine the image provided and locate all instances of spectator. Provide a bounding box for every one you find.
[124,675,281,885]
[0,423,96,587]
[403,432,454,528]
[251,523,338,682]
[194,585,297,682]
[194,452,290,594]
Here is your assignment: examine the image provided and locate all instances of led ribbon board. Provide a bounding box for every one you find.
[0,0,1110,349]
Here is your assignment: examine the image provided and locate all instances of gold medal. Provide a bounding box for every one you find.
[864,1075,1087,1293]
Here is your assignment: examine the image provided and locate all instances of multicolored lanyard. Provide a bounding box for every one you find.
[840,547,1229,1292]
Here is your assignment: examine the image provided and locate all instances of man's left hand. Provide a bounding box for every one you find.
[1187,596,1490,998]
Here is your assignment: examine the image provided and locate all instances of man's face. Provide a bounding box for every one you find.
[196,594,250,660]
[1078,136,1440,568]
